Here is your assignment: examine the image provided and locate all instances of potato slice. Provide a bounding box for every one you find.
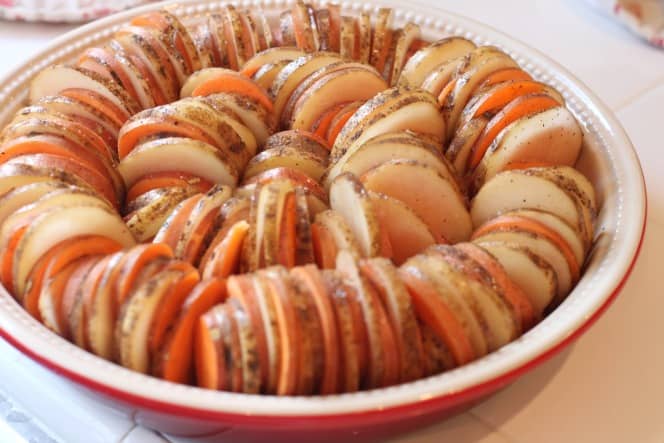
[442,47,519,139]
[203,93,276,146]
[293,187,314,266]
[534,166,597,216]
[459,80,564,129]
[474,227,571,301]
[368,191,436,265]
[174,185,232,263]
[503,209,586,264]
[29,65,139,115]
[241,47,305,77]
[0,163,92,197]
[255,180,294,267]
[474,106,583,187]
[339,16,357,60]
[420,57,467,98]
[314,210,362,260]
[243,166,327,205]
[474,241,557,316]
[0,188,111,248]
[359,257,424,382]
[269,53,343,119]
[357,12,372,64]
[362,159,471,243]
[330,173,382,258]
[389,22,421,85]
[331,88,445,162]
[0,181,67,227]
[118,137,239,189]
[470,169,591,244]
[326,131,453,188]
[287,65,387,131]
[447,116,489,175]
[399,37,476,88]
[279,10,297,47]
[227,298,262,394]
[86,251,127,360]
[398,255,477,365]
[180,67,235,98]
[12,204,135,295]
[251,60,291,91]
[34,94,121,140]
[125,187,197,242]
[314,9,331,51]
[117,269,184,373]
[243,145,328,182]
[104,40,157,109]
[336,250,390,389]
[250,11,275,50]
[292,1,319,52]
[424,249,518,351]
[249,273,282,394]
[114,25,181,102]
[370,8,394,74]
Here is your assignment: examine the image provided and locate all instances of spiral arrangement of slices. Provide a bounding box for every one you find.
[0,2,597,394]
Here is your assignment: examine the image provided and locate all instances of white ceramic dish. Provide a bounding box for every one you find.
[0,0,646,440]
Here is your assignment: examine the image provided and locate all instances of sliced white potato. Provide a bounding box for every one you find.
[326,131,453,188]
[423,249,519,351]
[368,191,435,265]
[251,60,291,91]
[203,92,276,146]
[473,230,571,300]
[125,187,197,242]
[332,88,445,162]
[243,145,327,182]
[118,137,239,188]
[29,65,138,115]
[389,22,421,85]
[289,66,387,131]
[402,254,488,358]
[117,269,184,373]
[506,209,586,263]
[314,209,362,259]
[447,116,489,175]
[357,12,372,64]
[0,181,68,228]
[442,47,519,139]
[13,204,135,295]
[475,107,583,186]
[0,163,92,196]
[87,251,126,360]
[470,169,589,243]
[106,40,157,109]
[339,16,357,60]
[474,241,557,316]
[362,159,471,243]
[420,56,467,98]
[329,173,382,258]
[399,37,476,88]
[269,53,343,119]
[34,94,121,138]
[241,47,305,78]
[174,185,233,260]
[255,179,294,267]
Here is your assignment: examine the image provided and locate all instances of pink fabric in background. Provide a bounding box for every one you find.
[0,0,154,22]
[585,0,664,48]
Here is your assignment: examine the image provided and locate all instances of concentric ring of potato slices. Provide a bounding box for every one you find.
[0,1,598,395]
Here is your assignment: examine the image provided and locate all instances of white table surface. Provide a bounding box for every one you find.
[1,1,663,442]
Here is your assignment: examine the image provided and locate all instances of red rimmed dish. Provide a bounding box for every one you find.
[0,0,646,441]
